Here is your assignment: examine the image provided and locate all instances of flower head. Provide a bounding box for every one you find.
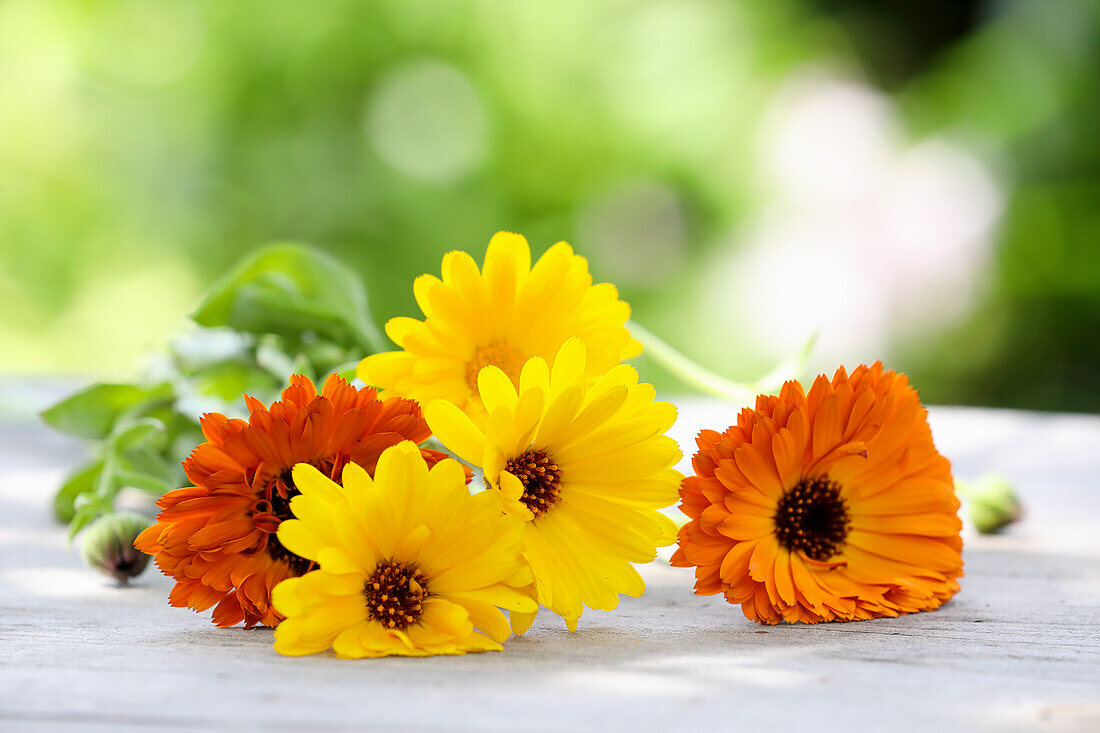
[672,363,963,624]
[426,338,681,632]
[956,473,1022,534]
[83,512,151,585]
[358,231,642,425]
[135,374,456,628]
[272,442,533,658]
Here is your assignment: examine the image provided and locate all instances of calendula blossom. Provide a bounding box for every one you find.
[135,374,456,628]
[272,442,534,657]
[426,338,681,632]
[358,231,641,426]
[672,363,963,624]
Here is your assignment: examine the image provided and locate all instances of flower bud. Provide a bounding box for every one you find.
[80,512,152,585]
[955,474,1023,534]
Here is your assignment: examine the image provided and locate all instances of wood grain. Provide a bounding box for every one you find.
[1,394,1098,732]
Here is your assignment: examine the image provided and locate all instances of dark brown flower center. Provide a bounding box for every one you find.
[365,561,428,629]
[264,469,311,575]
[774,476,850,561]
[506,449,563,518]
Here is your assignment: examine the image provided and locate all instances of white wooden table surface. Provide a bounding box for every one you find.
[1,384,1098,732]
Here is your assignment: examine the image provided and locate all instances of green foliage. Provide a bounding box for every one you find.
[41,383,171,441]
[42,243,383,538]
[192,244,386,355]
[53,460,104,525]
[3,1,1099,417]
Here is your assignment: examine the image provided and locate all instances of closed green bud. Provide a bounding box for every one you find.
[80,512,152,585]
[955,474,1023,534]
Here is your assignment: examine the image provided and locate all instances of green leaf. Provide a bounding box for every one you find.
[53,460,105,523]
[68,493,112,541]
[300,338,353,374]
[193,361,279,402]
[111,416,166,451]
[191,243,386,354]
[40,383,171,440]
[104,416,177,496]
[112,468,172,494]
[120,444,175,484]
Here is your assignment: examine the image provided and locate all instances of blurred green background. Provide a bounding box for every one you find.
[2,0,1098,411]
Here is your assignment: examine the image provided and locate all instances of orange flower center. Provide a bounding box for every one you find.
[365,561,428,629]
[774,476,850,561]
[506,449,563,518]
[466,341,525,391]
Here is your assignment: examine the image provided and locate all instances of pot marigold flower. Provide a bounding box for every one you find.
[671,363,963,624]
[271,442,534,658]
[425,338,681,632]
[358,231,642,426]
[135,374,456,628]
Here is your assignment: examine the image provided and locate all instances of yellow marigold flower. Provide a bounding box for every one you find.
[134,375,451,628]
[425,338,681,632]
[671,363,963,624]
[271,442,534,658]
[358,231,642,425]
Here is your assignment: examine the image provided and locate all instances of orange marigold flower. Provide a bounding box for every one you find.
[135,374,458,628]
[671,363,963,624]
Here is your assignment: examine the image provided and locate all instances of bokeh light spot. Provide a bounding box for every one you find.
[577,181,688,287]
[365,60,488,184]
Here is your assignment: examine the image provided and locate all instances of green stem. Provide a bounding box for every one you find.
[629,321,817,403]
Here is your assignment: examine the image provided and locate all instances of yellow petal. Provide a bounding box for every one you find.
[274,619,331,656]
[384,316,427,347]
[448,585,539,613]
[498,471,535,521]
[427,458,468,498]
[392,524,432,564]
[482,231,531,311]
[291,463,343,504]
[453,631,503,653]
[519,356,550,395]
[563,436,681,483]
[485,391,543,457]
[533,384,584,448]
[550,338,587,397]
[478,365,519,413]
[276,519,326,562]
[421,598,474,639]
[332,620,373,658]
[271,576,305,617]
[406,622,453,647]
[567,470,680,508]
[510,608,538,636]
[430,542,524,593]
[373,441,429,521]
[483,446,506,484]
[425,399,489,467]
[446,596,512,643]
[498,470,524,502]
[413,274,442,317]
[317,547,364,576]
[358,351,416,388]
